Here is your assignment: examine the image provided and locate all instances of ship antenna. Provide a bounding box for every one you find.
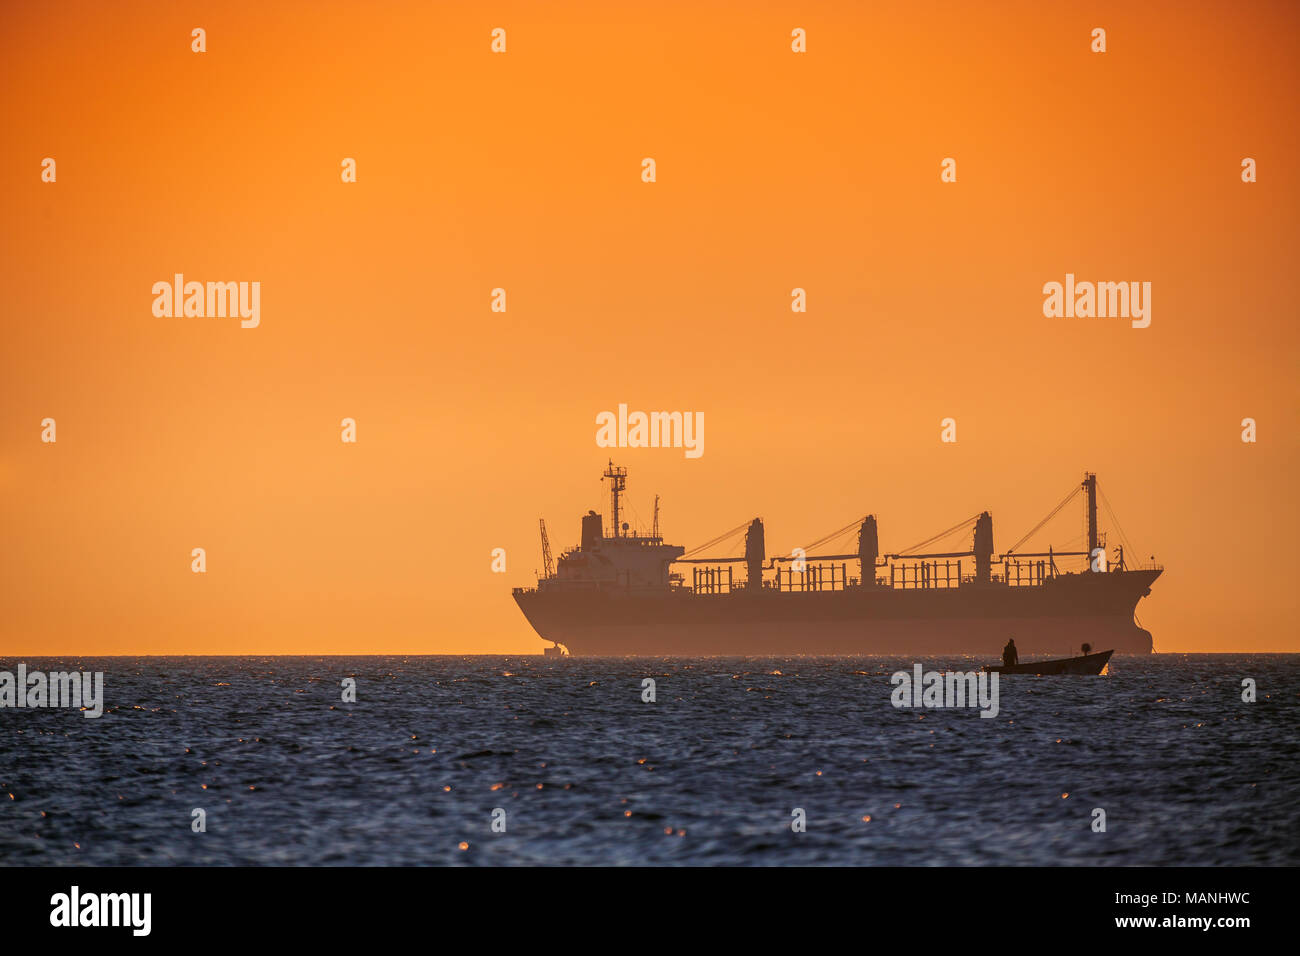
[603,459,628,539]
[652,494,660,541]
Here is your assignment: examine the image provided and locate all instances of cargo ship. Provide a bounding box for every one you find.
[513,463,1161,657]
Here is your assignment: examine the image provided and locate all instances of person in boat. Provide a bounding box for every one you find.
[1081,643,1092,656]
[1002,638,1018,667]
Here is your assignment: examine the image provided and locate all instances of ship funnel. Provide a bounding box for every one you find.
[858,516,879,587]
[973,512,994,584]
[581,510,603,549]
[745,518,765,591]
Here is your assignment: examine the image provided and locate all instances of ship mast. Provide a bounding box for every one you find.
[1082,472,1099,557]
[603,460,628,538]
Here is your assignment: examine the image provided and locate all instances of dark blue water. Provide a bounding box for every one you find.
[2,655,1296,865]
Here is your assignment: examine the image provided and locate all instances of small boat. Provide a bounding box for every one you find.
[542,643,569,657]
[984,648,1113,675]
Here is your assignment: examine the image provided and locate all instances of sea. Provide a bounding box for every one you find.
[2,654,1296,866]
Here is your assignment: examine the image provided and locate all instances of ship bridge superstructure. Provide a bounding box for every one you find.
[540,461,684,592]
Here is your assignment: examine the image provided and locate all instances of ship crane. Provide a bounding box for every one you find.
[773,514,881,587]
[1001,481,1087,559]
[674,519,754,562]
[999,473,1135,566]
[539,518,553,579]
[673,517,766,592]
[882,512,983,560]
[775,514,874,562]
[764,514,878,590]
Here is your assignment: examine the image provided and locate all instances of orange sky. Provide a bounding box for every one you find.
[2,0,1297,654]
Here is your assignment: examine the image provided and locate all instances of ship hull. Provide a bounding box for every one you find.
[514,570,1160,656]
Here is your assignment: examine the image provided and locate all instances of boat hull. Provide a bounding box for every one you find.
[513,569,1160,656]
[985,649,1114,674]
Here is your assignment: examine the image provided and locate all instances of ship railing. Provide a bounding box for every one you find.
[1004,558,1053,587]
[689,565,738,594]
[888,560,963,590]
[772,563,853,592]
[601,532,665,545]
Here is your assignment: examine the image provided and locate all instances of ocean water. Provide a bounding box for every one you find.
[2,654,1296,866]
